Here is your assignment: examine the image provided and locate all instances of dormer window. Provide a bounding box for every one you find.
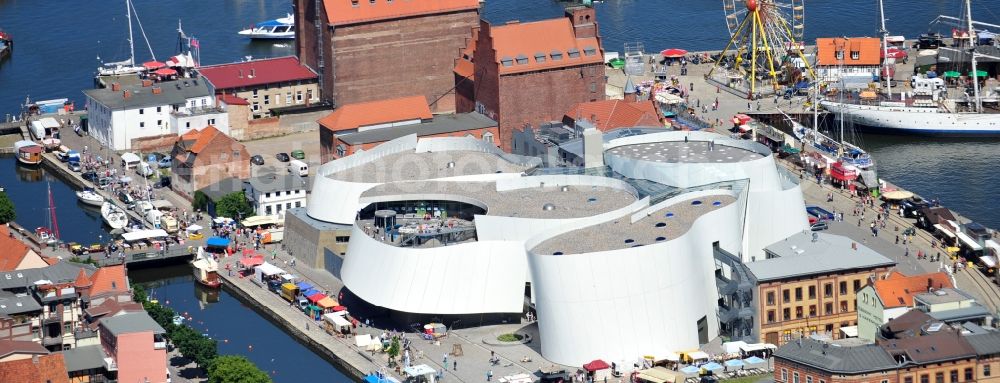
[515,54,529,65]
[535,52,546,63]
[568,48,581,58]
[550,50,563,60]
[501,56,514,67]
[583,46,597,56]
[850,50,860,60]
[835,50,844,60]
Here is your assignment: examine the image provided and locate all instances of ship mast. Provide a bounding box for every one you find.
[966,0,982,112]
[878,0,891,98]
[126,0,135,66]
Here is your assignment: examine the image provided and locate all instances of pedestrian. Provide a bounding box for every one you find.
[454,360,457,371]
[444,354,449,366]
[689,82,694,91]
[895,235,899,245]
[487,370,493,382]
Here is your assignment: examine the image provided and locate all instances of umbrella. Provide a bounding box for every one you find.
[679,366,700,377]
[723,359,745,371]
[970,70,988,77]
[943,71,961,78]
[154,68,178,76]
[882,190,914,200]
[142,61,166,70]
[702,362,724,372]
[661,48,688,58]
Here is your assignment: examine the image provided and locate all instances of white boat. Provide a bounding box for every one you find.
[76,190,106,207]
[96,0,157,77]
[191,247,222,288]
[787,82,874,169]
[820,0,1000,136]
[238,14,295,40]
[14,140,42,165]
[101,202,129,230]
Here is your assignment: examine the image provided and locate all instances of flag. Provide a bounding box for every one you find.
[190,38,200,49]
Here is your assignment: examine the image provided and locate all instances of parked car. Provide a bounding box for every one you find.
[97,177,112,189]
[250,155,265,166]
[68,162,82,172]
[155,176,171,189]
[82,171,99,183]
[157,157,172,168]
[810,221,830,231]
[275,152,290,162]
[117,190,135,207]
[290,150,305,160]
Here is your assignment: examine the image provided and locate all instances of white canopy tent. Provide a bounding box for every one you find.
[121,229,169,242]
[254,262,285,283]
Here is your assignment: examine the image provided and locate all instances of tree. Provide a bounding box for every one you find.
[192,190,210,212]
[207,355,271,383]
[0,192,15,224]
[215,192,253,219]
[386,336,401,366]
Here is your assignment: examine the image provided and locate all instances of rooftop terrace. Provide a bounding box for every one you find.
[606,141,763,164]
[532,195,736,255]
[329,151,533,183]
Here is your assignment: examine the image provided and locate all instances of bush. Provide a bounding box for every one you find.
[497,333,523,342]
[0,192,15,224]
[207,355,271,383]
[215,192,253,219]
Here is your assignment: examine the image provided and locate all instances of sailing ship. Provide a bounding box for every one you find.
[789,82,874,169]
[101,202,129,230]
[819,0,1000,135]
[14,140,43,165]
[238,14,295,40]
[96,0,157,77]
[191,247,221,288]
[37,182,60,245]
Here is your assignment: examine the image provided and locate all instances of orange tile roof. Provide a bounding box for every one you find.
[0,343,68,383]
[319,95,432,132]
[873,271,953,308]
[0,225,31,272]
[88,264,129,297]
[74,268,92,288]
[323,0,479,26]
[816,37,882,66]
[186,125,235,155]
[487,18,603,75]
[565,100,662,131]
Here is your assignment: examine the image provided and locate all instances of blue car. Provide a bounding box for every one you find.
[805,205,835,221]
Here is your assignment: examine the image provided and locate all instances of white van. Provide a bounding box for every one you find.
[136,162,155,178]
[145,209,163,229]
[288,159,308,176]
[134,200,153,216]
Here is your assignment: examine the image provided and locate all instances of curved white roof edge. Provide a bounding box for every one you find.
[605,130,772,158]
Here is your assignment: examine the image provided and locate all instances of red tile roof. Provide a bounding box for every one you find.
[318,95,432,132]
[454,28,479,79]
[873,271,953,308]
[0,341,68,383]
[565,100,662,131]
[322,0,479,26]
[0,225,31,272]
[198,56,317,90]
[88,264,129,297]
[486,18,603,75]
[73,268,92,288]
[816,37,882,66]
[218,93,249,106]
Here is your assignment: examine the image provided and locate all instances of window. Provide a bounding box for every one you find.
[950,370,958,383]
[286,202,291,209]
[986,365,992,377]
[157,119,162,126]
[265,205,272,215]
[265,192,271,198]
[286,92,292,104]
[851,50,860,60]
[781,370,788,383]
[783,289,790,303]
[140,122,145,128]
[965,368,974,381]
[808,286,816,299]
[252,89,259,99]
[920,374,929,383]
[276,204,282,213]
[840,301,848,312]
[252,102,260,112]
[296,91,303,103]
[767,310,775,323]
[139,108,145,115]
[783,308,791,321]
[905,376,913,383]
[156,106,162,113]
[264,95,270,105]
[854,280,861,292]
[840,281,848,295]
[806,377,813,383]
[767,292,776,306]
[795,306,803,319]
[825,302,833,315]
[935,372,944,383]
[295,201,301,208]
[335,236,350,243]
[336,145,346,158]
[483,131,494,144]
[793,372,800,383]
[201,99,207,106]
[307,89,314,101]
[795,287,803,301]
[835,50,844,60]
[208,118,215,125]
[809,305,816,317]
[589,82,597,93]
[185,122,191,128]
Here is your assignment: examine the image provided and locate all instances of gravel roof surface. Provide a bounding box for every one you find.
[362,181,637,219]
[330,151,532,182]
[532,195,736,254]
[607,141,762,163]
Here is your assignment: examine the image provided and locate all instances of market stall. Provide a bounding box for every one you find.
[701,362,724,375]
[679,366,700,378]
[830,162,859,191]
[402,364,436,383]
[742,356,767,369]
[583,360,612,382]
[253,262,285,286]
[723,359,745,372]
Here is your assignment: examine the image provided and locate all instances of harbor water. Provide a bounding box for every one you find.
[0,2,999,381]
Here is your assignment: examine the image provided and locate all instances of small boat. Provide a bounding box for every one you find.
[0,30,11,61]
[101,202,129,230]
[238,14,295,39]
[76,189,106,207]
[14,140,43,165]
[191,247,222,288]
[35,227,56,244]
[172,315,185,326]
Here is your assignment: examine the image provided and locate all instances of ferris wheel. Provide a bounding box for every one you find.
[711,0,814,97]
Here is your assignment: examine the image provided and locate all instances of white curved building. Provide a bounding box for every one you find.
[302,130,809,366]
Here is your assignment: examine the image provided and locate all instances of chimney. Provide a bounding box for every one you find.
[123,90,132,99]
[111,82,121,91]
[582,127,604,169]
[142,79,153,87]
[152,87,162,95]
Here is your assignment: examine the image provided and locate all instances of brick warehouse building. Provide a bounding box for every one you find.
[294,0,480,113]
[455,6,606,152]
